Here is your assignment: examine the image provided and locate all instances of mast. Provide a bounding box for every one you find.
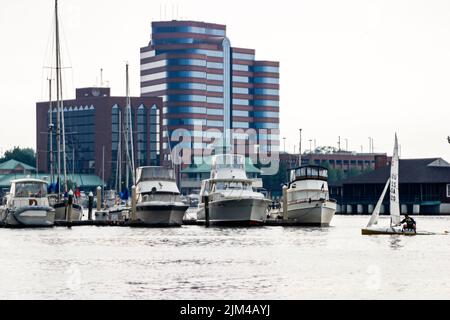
[126,63,136,186]
[54,0,68,194]
[390,133,401,226]
[102,145,105,201]
[116,109,122,192]
[48,78,54,184]
[298,129,302,167]
[55,0,62,198]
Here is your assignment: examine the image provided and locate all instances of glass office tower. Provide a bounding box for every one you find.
[140,21,280,164]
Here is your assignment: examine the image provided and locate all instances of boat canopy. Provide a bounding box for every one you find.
[290,165,328,182]
[136,167,176,183]
[11,180,48,198]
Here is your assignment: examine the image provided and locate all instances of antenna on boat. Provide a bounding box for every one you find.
[298,129,302,167]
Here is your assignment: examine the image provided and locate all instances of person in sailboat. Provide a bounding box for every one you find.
[400,214,416,232]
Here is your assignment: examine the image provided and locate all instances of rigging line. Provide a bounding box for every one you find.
[58,8,75,100]
[41,8,56,101]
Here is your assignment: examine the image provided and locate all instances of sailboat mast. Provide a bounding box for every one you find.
[48,78,54,184]
[116,109,122,192]
[55,0,62,198]
[54,0,68,194]
[390,134,401,226]
[126,63,136,186]
[124,68,130,189]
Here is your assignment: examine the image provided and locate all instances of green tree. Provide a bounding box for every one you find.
[0,147,36,167]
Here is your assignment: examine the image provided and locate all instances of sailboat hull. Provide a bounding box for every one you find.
[361,226,439,236]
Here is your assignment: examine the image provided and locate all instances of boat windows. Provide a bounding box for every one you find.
[214,181,252,191]
[14,182,47,198]
[293,167,328,180]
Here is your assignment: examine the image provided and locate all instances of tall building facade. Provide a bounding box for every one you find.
[36,87,163,187]
[140,20,280,165]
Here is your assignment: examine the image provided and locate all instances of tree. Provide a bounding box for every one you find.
[312,146,339,154]
[0,147,36,167]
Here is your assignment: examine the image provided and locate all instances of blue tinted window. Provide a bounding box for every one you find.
[168,71,206,79]
[233,99,250,106]
[253,66,279,73]
[233,110,249,117]
[253,111,279,118]
[207,85,223,93]
[253,123,279,129]
[167,119,206,126]
[166,95,206,102]
[254,100,279,107]
[233,52,255,60]
[254,77,279,84]
[233,87,250,94]
[156,48,223,58]
[153,26,225,36]
[254,88,279,96]
[233,76,251,83]
[233,64,250,71]
[207,109,224,115]
[207,74,224,81]
[233,122,250,128]
[207,120,224,127]
[207,62,224,69]
[207,97,224,104]
[168,59,206,67]
[171,107,207,114]
[168,82,206,90]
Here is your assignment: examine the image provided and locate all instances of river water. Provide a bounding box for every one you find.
[0,215,449,300]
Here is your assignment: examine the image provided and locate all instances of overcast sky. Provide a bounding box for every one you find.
[1,0,450,160]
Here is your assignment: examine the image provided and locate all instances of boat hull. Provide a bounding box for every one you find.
[131,203,189,227]
[361,226,440,236]
[1,206,55,228]
[285,200,336,227]
[53,203,83,222]
[198,198,269,226]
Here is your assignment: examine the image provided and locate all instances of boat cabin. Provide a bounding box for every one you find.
[10,179,48,199]
[287,166,331,202]
[136,167,182,202]
[7,179,50,208]
[289,165,329,184]
[200,179,254,196]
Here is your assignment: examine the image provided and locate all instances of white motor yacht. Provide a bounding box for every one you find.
[197,154,270,226]
[0,178,55,228]
[131,166,189,227]
[284,165,336,226]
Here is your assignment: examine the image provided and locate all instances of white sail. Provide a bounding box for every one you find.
[367,178,390,228]
[390,134,401,226]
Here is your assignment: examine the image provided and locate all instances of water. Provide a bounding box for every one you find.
[0,215,449,300]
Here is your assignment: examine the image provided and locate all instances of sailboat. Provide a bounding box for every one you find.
[362,134,446,236]
[48,0,83,222]
[95,64,134,222]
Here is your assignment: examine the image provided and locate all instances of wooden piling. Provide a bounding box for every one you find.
[88,191,94,221]
[282,186,288,221]
[96,186,102,212]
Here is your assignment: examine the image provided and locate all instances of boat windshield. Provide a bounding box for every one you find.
[291,167,328,181]
[14,182,47,198]
[137,167,176,182]
[214,181,253,191]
